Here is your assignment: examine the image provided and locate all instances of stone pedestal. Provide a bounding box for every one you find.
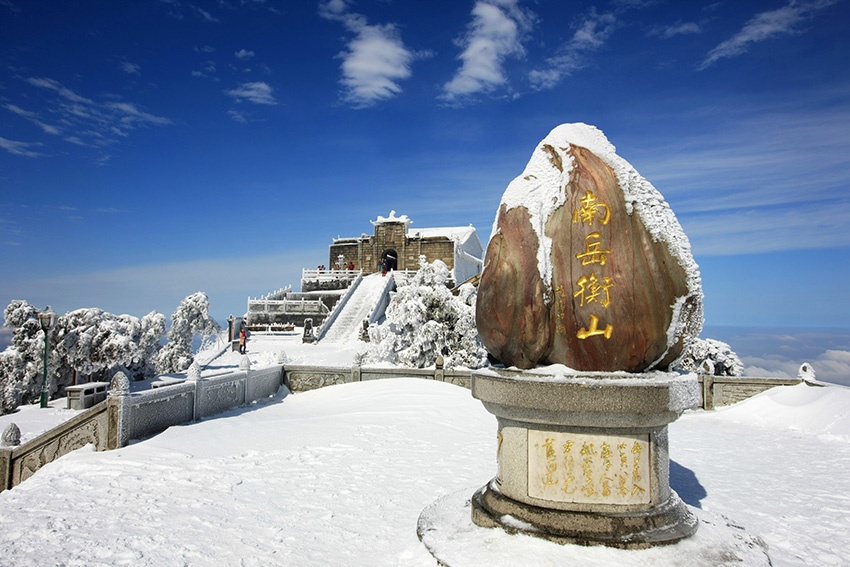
[469,367,699,549]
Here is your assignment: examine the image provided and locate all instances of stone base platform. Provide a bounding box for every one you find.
[418,488,771,567]
[471,479,697,549]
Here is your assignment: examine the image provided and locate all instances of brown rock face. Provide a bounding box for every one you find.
[477,136,702,372]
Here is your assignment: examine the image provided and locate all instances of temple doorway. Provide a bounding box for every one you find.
[381,250,398,271]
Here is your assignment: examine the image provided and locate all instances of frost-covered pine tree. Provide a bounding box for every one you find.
[677,337,744,376]
[363,259,487,369]
[156,292,221,374]
[53,308,166,382]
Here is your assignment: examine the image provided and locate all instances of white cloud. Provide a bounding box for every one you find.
[227,109,249,123]
[121,61,141,75]
[235,48,255,60]
[648,21,702,39]
[226,81,277,105]
[16,76,171,156]
[442,0,532,101]
[0,136,45,158]
[529,8,617,90]
[320,1,415,108]
[4,104,60,135]
[191,5,219,22]
[107,102,172,127]
[26,77,93,104]
[629,100,850,256]
[701,0,838,69]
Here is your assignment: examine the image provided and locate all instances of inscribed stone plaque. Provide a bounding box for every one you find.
[527,430,651,505]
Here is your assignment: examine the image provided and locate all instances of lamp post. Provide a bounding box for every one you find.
[37,307,55,409]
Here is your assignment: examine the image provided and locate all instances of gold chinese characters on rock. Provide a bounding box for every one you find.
[572,190,614,341]
[527,430,651,505]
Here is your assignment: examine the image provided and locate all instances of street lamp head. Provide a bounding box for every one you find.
[38,307,56,332]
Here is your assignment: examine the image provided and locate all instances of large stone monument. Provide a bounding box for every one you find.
[418,123,771,565]
[472,123,703,548]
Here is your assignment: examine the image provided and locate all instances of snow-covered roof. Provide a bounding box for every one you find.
[370,210,412,227]
[412,226,477,244]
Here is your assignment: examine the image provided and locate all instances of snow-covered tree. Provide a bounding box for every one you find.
[677,337,744,376]
[157,292,221,374]
[363,259,488,369]
[0,301,63,412]
[0,300,167,414]
[53,308,166,382]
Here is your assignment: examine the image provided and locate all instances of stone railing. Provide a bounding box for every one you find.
[0,400,110,493]
[315,272,364,341]
[110,364,284,448]
[285,359,472,392]
[698,374,801,410]
[0,364,285,492]
[286,363,803,412]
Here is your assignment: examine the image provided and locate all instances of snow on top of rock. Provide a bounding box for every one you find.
[495,122,702,312]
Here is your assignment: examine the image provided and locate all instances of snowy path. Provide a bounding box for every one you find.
[321,273,392,343]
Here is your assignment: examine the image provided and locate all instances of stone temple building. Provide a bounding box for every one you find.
[329,211,484,285]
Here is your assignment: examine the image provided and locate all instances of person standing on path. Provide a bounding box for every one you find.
[239,327,247,355]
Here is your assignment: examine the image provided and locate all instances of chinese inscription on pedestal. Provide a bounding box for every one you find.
[528,430,651,505]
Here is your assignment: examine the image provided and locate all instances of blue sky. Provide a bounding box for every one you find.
[1,0,849,345]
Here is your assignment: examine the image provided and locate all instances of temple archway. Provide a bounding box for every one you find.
[381,250,398,271]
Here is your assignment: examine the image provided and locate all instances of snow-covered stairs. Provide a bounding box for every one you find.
[320,273,393,343]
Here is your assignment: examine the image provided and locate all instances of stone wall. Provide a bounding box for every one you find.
[330,234,458,275]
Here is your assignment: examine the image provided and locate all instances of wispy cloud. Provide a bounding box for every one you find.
[191,61,218,79]
[227,109,249,123]
[0,0,20,14]
[319,0,416,108]
[121,61,141,75]
[8,77,171,158]
[631,98,850,256]
[0,136,45,158]
[648,21,702,39]
[226,81,277,105]
[700,0,838,69]
[191,4,219,22]
[442,0,533,101]
[4,104,60,135]
[529,8,617,90]
[235,49,255,60]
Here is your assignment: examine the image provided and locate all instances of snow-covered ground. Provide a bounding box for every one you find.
[0,367,848,566]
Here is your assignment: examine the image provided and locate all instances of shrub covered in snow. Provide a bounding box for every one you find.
[156,292,221,374]
[677,337,744,376]
[362,259,487,369]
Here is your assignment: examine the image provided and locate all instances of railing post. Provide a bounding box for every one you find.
[702,374,715,410]
[0,423,20,492]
